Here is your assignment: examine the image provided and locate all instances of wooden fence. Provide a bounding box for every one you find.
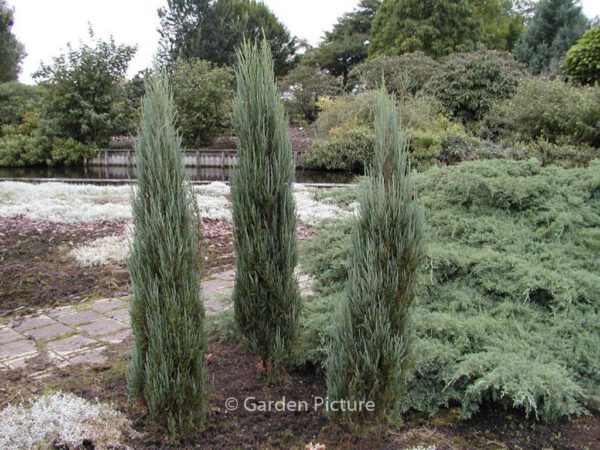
[88,148,301,168]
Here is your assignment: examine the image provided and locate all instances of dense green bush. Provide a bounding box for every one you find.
[563,23,600,85]
[0,111,50,166]
[524,140,599,168]
[349,52,442,96]
[484,77,600,147]
[301,159,600,421]
[278,65,342,123]
[426,48,523,122]
[171,58,234,147]
[0,132,48,166]
[0,82,44,128]
[301,125,374,172]
[306,92,474,171]
[50,138,94,166]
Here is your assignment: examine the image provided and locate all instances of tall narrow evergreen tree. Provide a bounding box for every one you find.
[128,73,206,437]
[231,40,300,372]
[326,89,425,423]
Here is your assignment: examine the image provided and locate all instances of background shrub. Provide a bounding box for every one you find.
[0,82,44,128]
[484,77,600,147]
[563,23,600,85]
[171,58,234,147]
[278,64,342,123]
[426,48,523,122]
[349,52,442,96]
[50,137,94,166]
[307,92,472,171]
[301,125,374,172]
[0,110,50,166]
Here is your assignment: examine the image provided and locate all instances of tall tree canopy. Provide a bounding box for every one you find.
[369,0,527,58]
[369,0,480,58]
[515,0,589,74]
[158,0,296,75]
[34,30,136,146]
[0,0,25,82]
[472,0,526,51]
[302,0,380,85]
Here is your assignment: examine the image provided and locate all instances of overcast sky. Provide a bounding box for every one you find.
[11,0,600,84]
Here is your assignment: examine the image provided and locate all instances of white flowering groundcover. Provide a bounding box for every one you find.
[0,391,138,450]
[0,181,354,267]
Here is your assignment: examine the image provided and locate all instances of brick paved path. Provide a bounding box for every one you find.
[0,269,315,375]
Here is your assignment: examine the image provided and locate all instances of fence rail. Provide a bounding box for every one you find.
[88,148,301,168]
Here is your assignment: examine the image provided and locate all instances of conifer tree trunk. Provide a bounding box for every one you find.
[326,89,425,423]
[231,40,300,371]
[128,73,206,437]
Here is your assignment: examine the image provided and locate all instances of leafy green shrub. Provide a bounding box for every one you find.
[50,138,95,166]
[484,77,600,147]
[301,125,374,172]
[349,52,442,96]
[563,23,600,85]
[313,91,378,139]
[300,159,600,421]
[278,65,342,123]
[426,48,523,122]
[524,139,599,168]
[0,133,47,166]
[171,58,234,147]
[309,91,469,171]
[0,111,51,166]
[0,82,44,128]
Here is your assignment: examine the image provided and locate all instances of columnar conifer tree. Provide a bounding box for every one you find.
[326,88,425,423]
[231,39,300,371]
[128,73,206,437]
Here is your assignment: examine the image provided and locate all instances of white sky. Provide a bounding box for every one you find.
[11,0,600,84]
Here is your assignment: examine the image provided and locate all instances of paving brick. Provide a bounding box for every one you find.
[104,307,129,323]
[0,327,22,344]
[91,298,127,312]
[23,323,73,341]
[13,315,56,332]
[46,305,76,317]
[212,269,235,281]
[58,309,104,326]
[98,328,132,344]
[66,347,108,365]
[47,335,97,356]
[78,318,126,337]
[0,339,38,361]
[202,279,234,292]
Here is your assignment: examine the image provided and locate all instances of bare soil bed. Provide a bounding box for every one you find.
[0,216,236,316]
[1,338,598,449]
[0,217,130,316]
